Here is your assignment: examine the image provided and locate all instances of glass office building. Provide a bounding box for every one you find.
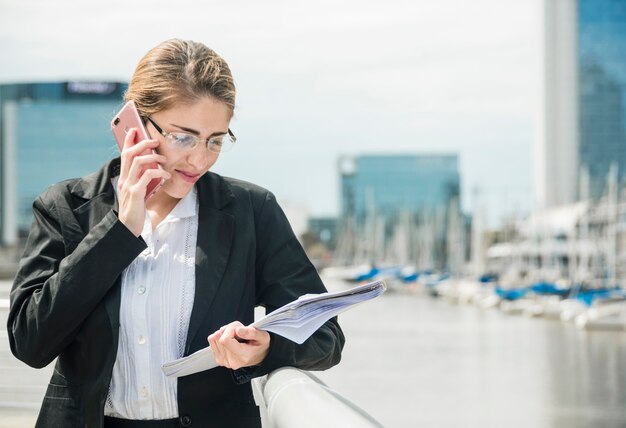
[578,0,626,199]
[537,0,626,207]
[338,155,461,269]
[340,155,460,222]
[1,82,127,245]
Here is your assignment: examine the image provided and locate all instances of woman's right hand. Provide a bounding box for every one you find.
[117,128,171,237]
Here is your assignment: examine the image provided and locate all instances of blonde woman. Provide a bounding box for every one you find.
[8,39,344,428]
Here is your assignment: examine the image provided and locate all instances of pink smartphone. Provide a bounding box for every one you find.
[111,100,165,200]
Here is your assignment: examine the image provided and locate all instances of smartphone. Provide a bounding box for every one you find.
[111,100,165,200]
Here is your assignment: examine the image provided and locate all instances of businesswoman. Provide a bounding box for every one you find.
[7,39,344,428]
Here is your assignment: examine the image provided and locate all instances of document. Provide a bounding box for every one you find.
[161,280,386,377]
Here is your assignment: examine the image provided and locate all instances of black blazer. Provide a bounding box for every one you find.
[7,158,344,428]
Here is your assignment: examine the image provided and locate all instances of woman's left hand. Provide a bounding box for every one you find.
[208,321,270,370]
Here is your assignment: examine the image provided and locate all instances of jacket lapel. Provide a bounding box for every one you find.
[184,173,235,355]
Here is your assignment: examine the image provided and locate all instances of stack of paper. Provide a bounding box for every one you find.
[162,280,386,377]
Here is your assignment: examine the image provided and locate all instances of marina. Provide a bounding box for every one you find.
[2,277,625,427]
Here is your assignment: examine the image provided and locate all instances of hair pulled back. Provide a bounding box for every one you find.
[125,39,236,118]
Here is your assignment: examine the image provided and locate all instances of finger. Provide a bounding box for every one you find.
[219,334,266,369]
[122,127,137,152]
[215,336,237,369]
[219,325,246,367]
[121,140,160,173]
[208,332,226,367]
[218,321,244,339]
[235,327,270,363]
[220,323,240,345]
[125,138,160,157]
[121,126,157,153]
[132,168,171,196]
[207,331,218,344]
[119,128,138,180]
[127,153,168,182]
[235,326,261,341]
[120,138,159,180]
[126,169,169,202]
[220,321,243,343]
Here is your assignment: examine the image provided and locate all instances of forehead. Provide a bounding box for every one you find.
[157,97,231,131]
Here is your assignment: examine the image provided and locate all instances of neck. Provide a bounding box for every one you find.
[145,190,182,230]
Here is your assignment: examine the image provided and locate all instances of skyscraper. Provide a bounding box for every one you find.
[579,0,626,199]
[535,0,626,208]
[0,82,127,245]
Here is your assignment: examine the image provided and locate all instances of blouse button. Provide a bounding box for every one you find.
[138,287,146,295]
[138,335,146,345]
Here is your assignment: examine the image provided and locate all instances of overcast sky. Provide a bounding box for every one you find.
[0,0,541,226]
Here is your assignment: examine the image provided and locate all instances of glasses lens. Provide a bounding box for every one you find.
[168,133,198,150]
[166,132,235,153]
[208,135,235,153]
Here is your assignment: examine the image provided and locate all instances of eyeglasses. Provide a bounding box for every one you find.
[145,117,236,153]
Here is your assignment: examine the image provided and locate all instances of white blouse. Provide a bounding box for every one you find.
[105,177,198,419]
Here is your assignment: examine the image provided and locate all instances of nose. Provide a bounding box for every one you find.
[186,143,214,171]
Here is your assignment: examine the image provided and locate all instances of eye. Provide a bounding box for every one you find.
[169,133,197,148]
[209,137,224,147]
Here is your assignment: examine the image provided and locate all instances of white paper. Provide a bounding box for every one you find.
[161,345,218,378]
[161,280,386,378]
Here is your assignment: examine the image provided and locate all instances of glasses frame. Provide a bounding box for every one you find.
[145,116,236,153]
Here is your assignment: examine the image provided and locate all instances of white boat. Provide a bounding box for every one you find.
[574,301,626,331]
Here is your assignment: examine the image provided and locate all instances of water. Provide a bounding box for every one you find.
[2,278,626,428]
[317,277,626,428]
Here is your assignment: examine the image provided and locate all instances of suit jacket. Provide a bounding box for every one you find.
[7,158,345,428]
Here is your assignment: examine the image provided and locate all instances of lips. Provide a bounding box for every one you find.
[176,169,202,183]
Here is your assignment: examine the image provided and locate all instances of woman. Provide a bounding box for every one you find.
[7,39,345,428]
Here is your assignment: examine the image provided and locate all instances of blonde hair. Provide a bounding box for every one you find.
[124,39,236,117]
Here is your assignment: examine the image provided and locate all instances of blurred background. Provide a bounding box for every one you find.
[1,0,625,427]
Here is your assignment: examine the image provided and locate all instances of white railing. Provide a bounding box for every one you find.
[253,367,383,428]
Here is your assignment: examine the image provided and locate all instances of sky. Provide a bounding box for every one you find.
[0,0,541,226]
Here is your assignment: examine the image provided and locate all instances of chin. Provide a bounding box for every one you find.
[163,181,194,200]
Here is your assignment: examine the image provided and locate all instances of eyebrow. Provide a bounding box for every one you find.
[170,123,228,138]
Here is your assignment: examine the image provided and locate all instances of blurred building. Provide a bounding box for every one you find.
[0,82,127,245]
[337,154,461,270]
[339,155,460,222]
[536,0,626,209]
[308,217,339,251]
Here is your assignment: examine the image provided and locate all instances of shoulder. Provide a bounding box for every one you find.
[35,177,82,211]
[203,172,276,213]
[34,160,114,210]
[223,176,272,200]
